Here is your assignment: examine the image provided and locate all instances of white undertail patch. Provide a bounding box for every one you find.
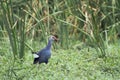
[33,54,39,58]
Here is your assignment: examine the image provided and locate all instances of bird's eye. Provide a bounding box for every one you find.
[52,36,55,39]
[50,35,58,42]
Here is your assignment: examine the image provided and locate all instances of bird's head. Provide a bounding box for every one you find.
[49,35,59,42]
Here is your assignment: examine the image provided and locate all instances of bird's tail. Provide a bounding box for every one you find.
[33,58,39,64]
[33,53,39,64]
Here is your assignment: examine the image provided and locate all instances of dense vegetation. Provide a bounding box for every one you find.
[0,0,120,80]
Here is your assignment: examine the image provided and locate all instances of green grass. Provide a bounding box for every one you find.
[0,0,120,80]
[0,39,120,80]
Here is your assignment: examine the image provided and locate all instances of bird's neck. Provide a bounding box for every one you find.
[46,39,53,50]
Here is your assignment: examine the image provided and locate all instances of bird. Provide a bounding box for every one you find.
[33,35,58,64]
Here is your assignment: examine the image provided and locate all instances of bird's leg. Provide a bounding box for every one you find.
[45,59,48,64]
[38,65,40,69]
[33,63,40,75]
[37,63,41,70]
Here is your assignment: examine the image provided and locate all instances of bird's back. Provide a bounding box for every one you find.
[33,48,51,64]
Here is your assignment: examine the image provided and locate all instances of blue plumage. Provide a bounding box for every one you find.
[33,36,57,64]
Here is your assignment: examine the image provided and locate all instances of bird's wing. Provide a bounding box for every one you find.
[37,48,47,57]
[33,48,51,64]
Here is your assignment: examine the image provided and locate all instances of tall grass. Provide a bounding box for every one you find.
[0,0,120,80]
[0,0,120,58]
[1,0,26,59]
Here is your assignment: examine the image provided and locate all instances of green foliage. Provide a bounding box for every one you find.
[0,0,120,55]
[1,0,26,59]
[0,41,120,80]
[0,0,120,79]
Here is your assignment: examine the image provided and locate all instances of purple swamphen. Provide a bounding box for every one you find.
[33,35,58,64]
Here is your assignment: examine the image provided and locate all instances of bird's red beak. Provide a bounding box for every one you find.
[53,35,59,42]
